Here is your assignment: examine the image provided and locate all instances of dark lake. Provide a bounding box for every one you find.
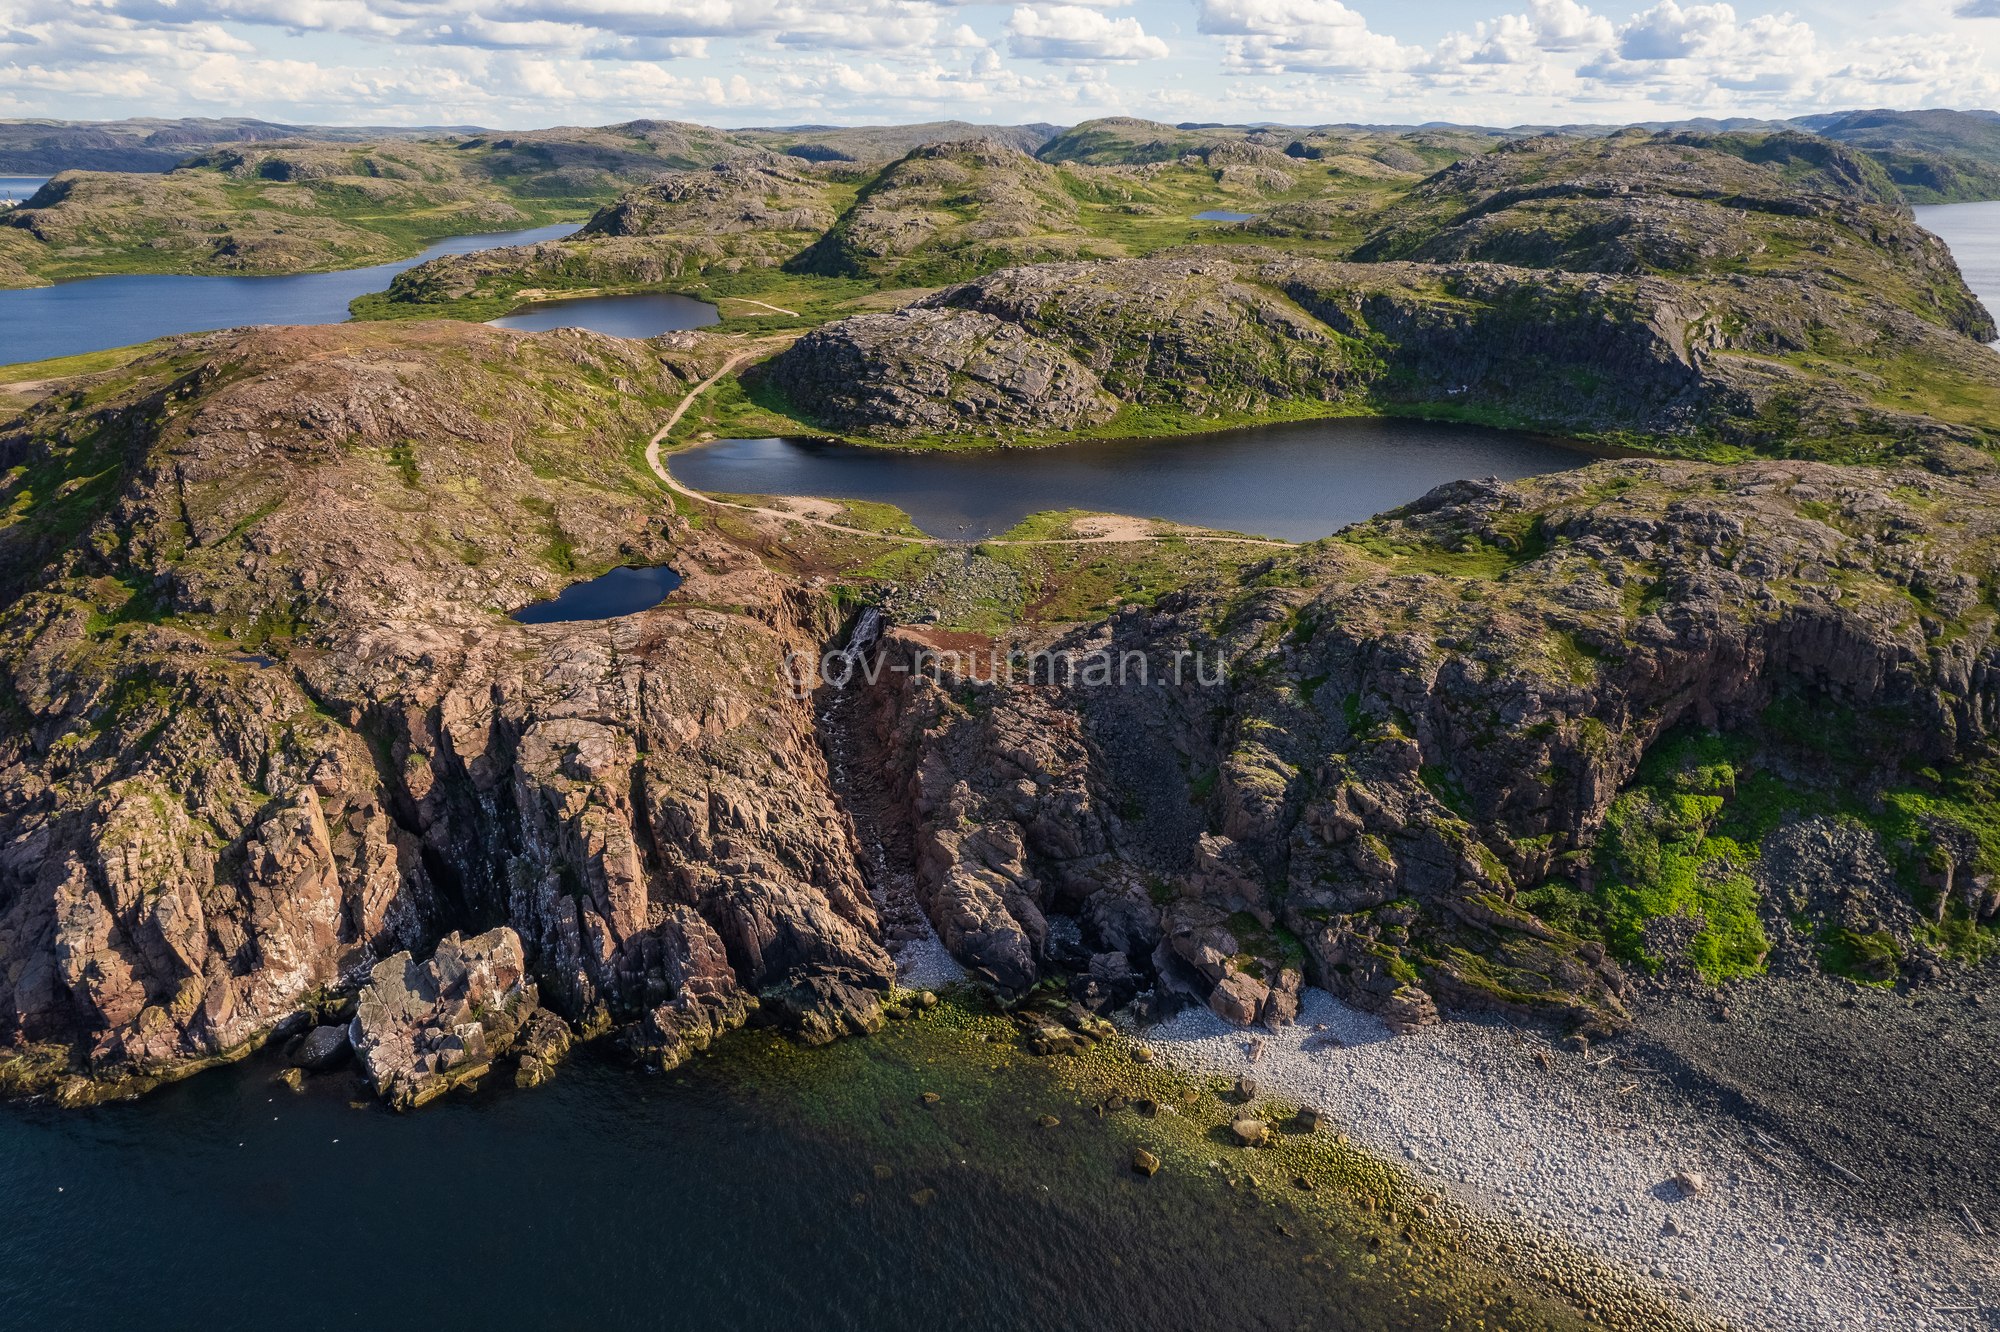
[669,418,1593,541]
[489,291,718,337]
[0,1011,1534,1332]
[0,222,580,367]
[511,564,684,623]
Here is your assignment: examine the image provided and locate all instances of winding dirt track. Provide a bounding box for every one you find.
[643,346,1292,549]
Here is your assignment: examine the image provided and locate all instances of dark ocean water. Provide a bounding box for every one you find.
[511,564,684,623]
[0,1017,1553,1332]
[0,222,580,366]
[669,419,1592,542]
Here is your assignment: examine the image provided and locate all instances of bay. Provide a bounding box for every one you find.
[0,222,580,367]
[0,1010,1562,1332]
[1915,200,2000,343]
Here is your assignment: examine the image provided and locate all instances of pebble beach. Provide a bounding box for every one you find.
[1148,988,1997,1331]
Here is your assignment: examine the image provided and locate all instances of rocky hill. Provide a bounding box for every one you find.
[6,316,2000,1102]
[853,455,2000,1035]
[0,322,891,1103]
[0,140,568,286]
[380,155,861,309]
[772,240,2000,454]
[790,139,1096,286]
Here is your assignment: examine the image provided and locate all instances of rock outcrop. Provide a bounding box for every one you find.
[772,306,1119,442]
[850,457,2000,1032]
[382,155,856,307]
[776,242,2000,455]
[0,321,891,1103]
[792,139,1096,285]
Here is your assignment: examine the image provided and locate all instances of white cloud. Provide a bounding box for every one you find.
[1005,5,1166,63]
[1195,0,1417,75]
[0,0,1997,133]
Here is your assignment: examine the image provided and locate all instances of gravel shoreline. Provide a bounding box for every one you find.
[1147,987,1998,1331]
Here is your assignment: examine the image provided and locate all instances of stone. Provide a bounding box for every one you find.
[1132,1046,1154,1063]
[1296,1106,1323,1133]
[909,1189,936,1207]
[292,1024,351,1071]
[917,991,938,1008]
[1673,1170,1707,1196]
[349,928,541,1109]
[1106,1095,1127,1111]
[884,1005,912,1021]
[1380,985,1440,1036]
[1036,1114,1061,1128]
[1233,1076,1260,1103]
[1133,1098,1158,1118]
[1232,1118,1268,1146]
[920,1091,941,1105]
[1133,1148,1161,1177]
[274,1067,305,1093]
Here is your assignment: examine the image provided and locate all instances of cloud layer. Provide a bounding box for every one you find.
[0,0,1995,127]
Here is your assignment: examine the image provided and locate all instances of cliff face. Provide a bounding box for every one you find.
[854,457,2000,1034]
[0,322,890,1103]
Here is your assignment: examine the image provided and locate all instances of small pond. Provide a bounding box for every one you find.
[1193,210,1257,222]
[511,564,683,624]
[488,292,719,337]
[0,222,581,367]
[668,417,1592,542]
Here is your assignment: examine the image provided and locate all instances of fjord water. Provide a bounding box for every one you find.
[670,419,1592,541]
[0,1028,1511,1332]
[0,222,584,366]
[1916,201,2000,341]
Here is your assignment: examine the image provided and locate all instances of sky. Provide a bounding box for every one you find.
[3,0,1999,131]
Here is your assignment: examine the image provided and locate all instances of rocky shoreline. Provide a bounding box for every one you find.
[1148,985,1996,1332]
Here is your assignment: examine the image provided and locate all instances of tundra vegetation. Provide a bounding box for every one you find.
[1,114,1998,1109]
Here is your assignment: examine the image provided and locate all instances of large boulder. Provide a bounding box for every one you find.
[350,927,534,1110]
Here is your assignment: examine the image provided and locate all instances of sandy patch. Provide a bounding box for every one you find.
[770,496,844,520]
[1069,514,1156,542]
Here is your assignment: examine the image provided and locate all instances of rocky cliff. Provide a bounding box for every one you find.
[0,321,890,1104]
[849,457,2000,1035]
